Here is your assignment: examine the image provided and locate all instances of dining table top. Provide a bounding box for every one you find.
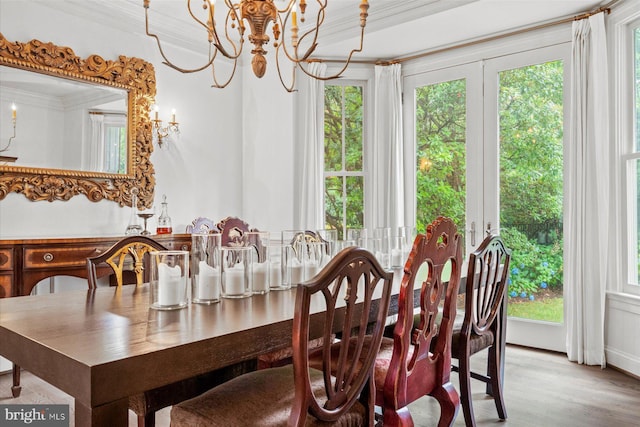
[0,264,473,426]
[0,279,393,426]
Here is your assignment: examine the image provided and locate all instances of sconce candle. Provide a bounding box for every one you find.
[151,104,180,148]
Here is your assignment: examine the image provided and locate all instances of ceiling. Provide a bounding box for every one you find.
[34,0,607,62]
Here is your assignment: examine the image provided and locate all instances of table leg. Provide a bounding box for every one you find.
[11,363,21,397]
[75,397,128,427]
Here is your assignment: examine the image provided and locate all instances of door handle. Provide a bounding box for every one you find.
[486,222,492,236]
[470,221,476,247]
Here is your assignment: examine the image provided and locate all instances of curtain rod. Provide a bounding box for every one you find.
[314,0,622,67]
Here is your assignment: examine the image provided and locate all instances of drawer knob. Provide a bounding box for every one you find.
[43,253,54,262]
[181,245,188,251]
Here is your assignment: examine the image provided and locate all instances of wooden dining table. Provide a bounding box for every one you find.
[0,281,389,427]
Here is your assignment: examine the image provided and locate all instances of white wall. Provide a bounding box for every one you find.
[0,0,247,238]
[240,61,296,233]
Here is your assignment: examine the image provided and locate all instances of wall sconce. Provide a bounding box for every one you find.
[151,105,179,148]
[0,103,17,163]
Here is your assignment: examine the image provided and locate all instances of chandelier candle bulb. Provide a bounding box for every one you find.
[292,4,297,27]
[11,103,16,119]
[171,109,176,123]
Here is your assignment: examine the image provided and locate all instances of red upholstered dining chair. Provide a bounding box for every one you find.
[451,234,511,427]
[376,216,462,426]
[170,246,393,427]
[86,235,255,427]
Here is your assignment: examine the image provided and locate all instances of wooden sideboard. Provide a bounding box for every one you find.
[0,234,192,298]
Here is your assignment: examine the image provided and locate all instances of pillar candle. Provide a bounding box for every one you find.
[270,261,282,287]
[252,262,269,292]
[224,266,245,296]
[391,248,403,267]
[158,262,183,306]
[197,261,220,300]
[304,260,319,280]
[290,258,303,285]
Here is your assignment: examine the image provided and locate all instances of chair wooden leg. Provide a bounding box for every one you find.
[382,405,414,427]
[137,412,155,427]
[487,344,507,420]
[431,382,460,427]
[458,352,476,427]
[11,363,21,398]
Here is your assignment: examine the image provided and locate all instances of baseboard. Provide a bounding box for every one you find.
[605,347,640,378]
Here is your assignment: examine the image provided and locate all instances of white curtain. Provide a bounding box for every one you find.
[88,113,104,172]
[294,62,326,230]
[566,12,610,367]
[372,64,405,229]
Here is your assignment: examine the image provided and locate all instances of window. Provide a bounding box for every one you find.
[625,20,640,294]
[103,121,127,174]
[88,111,127,174]
[323,83,365,240]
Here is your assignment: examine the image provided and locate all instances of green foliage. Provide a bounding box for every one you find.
[501,227,563,300]
[499,61,564,224]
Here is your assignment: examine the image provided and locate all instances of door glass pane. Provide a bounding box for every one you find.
[499,60,564,323]
[415,79,466,239]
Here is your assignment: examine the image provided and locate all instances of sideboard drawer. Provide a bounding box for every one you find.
[0,248,13,271]
[23,244,113,270]
[0,274,12,298]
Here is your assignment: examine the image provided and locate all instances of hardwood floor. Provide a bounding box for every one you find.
[1,345,639,426]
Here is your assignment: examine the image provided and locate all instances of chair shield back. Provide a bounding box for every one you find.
[385,216,462,408]
[86,236,167,287]
[290,246,393,425]
[464,235,512,338]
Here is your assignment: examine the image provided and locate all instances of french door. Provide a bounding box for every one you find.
[405,44,569,352]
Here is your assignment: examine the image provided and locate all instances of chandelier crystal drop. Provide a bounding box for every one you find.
[143,0,369,92]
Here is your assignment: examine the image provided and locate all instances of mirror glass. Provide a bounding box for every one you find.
[0,33,156,207]
[0,66,129,173]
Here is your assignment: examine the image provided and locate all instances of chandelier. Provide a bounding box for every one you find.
[143,0,369,92]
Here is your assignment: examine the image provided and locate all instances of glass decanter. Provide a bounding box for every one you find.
[125,188,143,235]
[156,194,173,234]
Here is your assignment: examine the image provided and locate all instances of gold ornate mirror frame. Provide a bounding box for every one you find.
[0,33,156,207]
